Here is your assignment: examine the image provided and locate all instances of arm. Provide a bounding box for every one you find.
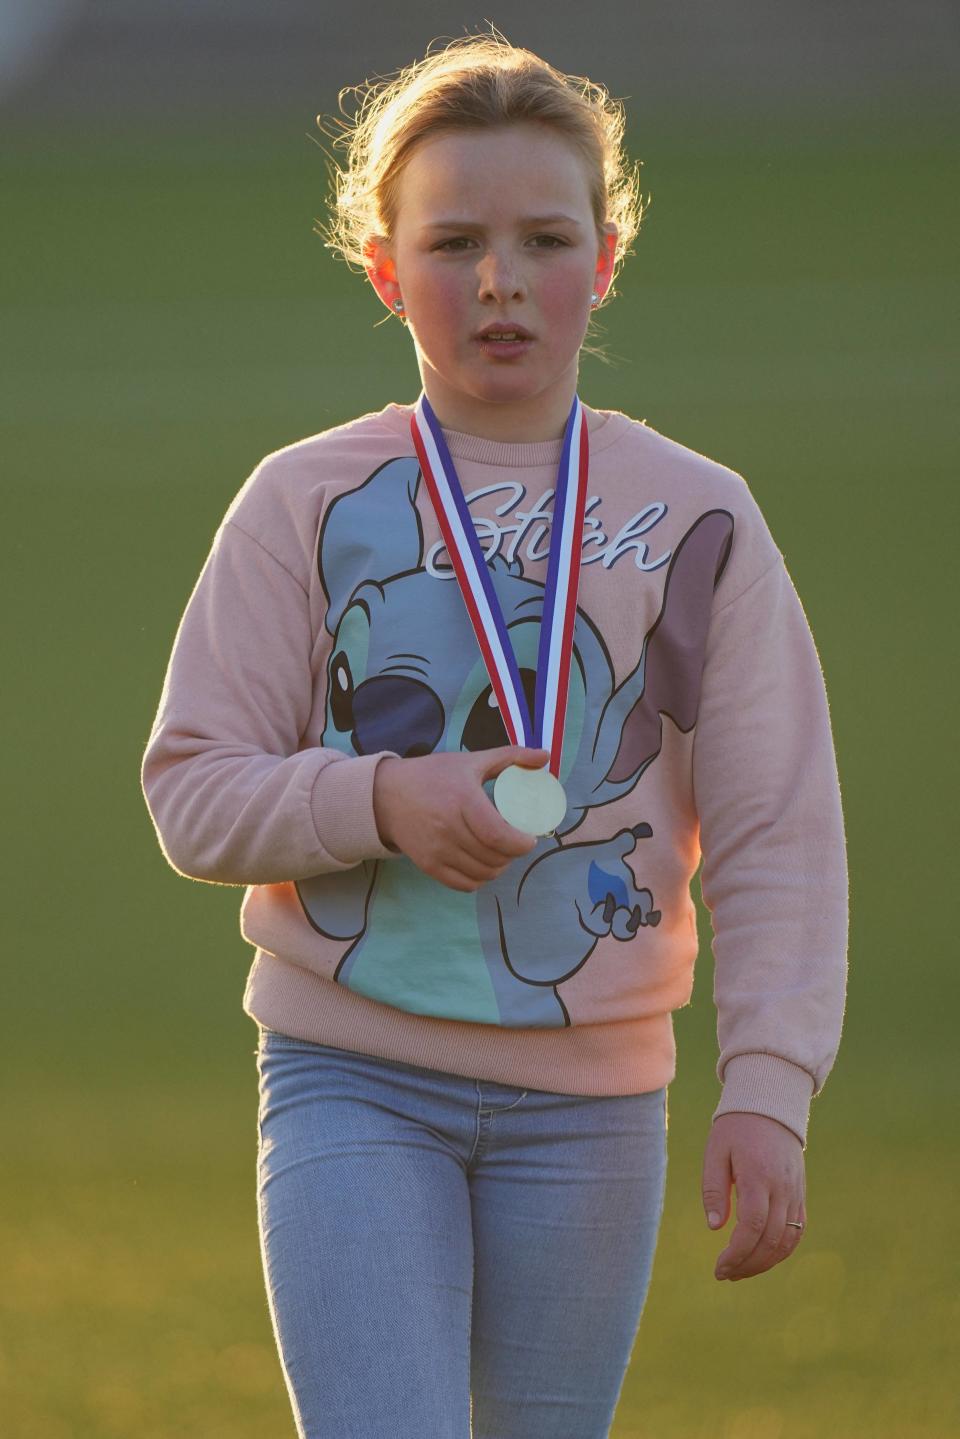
[141,519,400,886]
[692,555,849,1151]
[692,554,847,1281]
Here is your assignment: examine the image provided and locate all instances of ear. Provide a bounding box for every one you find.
[593,224,618,303]
[363,236,402,315]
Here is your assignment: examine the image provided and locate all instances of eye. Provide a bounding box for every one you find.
[329,651,355,732]
[435,236,476,252]
[529,234,569,248]
[461,670,539,753]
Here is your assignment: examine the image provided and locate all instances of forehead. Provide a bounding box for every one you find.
[395,123,594,221]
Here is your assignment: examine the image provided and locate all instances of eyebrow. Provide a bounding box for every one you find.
[421,214,584,232]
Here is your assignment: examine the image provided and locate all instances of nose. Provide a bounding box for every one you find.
[476,247,526,304]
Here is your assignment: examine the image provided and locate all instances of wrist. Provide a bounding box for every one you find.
[373,756,402,850]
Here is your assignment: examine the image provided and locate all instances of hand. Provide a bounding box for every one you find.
[373,746,550,892]
[702,1112,806,1282]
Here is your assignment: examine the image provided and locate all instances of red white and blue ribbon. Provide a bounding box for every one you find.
[410,392,589,780]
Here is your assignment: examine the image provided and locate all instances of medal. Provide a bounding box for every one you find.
[410,392,590,836]
[492,762,568,836]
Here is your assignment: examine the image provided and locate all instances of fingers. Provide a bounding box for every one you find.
[784,1196,807,1255]
[715,1190,806,1281]
[716,1191,783,1281]
[441,833,508,888]
[477,745,550,782]
[714,1188,769,1280]
[390,747,551,891]
[436,800,537,891]
[444,747,547,876]
[780,1204,806,1260]
[440,815,530,892]
[705,1113,807,1283]
[461,797,536,862]
[434,863,493,893]
[701,1133,732,1233]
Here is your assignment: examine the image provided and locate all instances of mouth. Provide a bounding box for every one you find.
[475,322,534,358]
[476,322,533,341]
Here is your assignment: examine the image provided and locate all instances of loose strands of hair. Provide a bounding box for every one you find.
[311,30,649,308]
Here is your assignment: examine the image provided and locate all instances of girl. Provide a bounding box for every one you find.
[141,33,847,1439]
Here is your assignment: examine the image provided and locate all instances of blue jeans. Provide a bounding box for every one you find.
[255,1026,668,1439]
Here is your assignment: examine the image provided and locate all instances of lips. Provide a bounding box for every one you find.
[476,322,533,341]
[475,322,534,359]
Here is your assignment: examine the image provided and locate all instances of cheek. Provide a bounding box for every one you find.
[410,266,464,324]
[537,265,589,329]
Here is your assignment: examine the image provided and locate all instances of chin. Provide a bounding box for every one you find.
[466,371,551,407]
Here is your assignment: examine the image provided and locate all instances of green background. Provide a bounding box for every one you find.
[3,93,957,1437]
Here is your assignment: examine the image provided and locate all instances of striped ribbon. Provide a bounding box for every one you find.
[410,392,589,779]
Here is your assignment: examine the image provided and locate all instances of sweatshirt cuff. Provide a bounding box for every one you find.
[310,752,402,866]
[712,1053,815,1150]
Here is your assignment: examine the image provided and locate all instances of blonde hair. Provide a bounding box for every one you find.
[315,30,647,305]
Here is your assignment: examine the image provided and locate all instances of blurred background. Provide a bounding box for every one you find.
[2,2,957,1435]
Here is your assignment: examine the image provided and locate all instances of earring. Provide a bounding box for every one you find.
[393,299,405,314]
[590,292,601,308]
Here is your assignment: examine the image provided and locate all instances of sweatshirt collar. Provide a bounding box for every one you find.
[380,401,630,469]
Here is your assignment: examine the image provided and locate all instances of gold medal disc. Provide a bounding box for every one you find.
[493,764,567,837]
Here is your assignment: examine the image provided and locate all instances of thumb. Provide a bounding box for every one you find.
[702,1146,732,1230]
[479,746,550,781]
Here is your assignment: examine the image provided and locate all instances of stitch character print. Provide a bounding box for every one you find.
[295,455,734,1028]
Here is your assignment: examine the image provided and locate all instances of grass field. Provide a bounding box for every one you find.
[3,99,957,1436]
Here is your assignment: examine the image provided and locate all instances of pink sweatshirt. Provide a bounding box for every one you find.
[141,401,848,1148]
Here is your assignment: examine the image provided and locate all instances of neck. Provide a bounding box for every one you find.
[419,365,580,443]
